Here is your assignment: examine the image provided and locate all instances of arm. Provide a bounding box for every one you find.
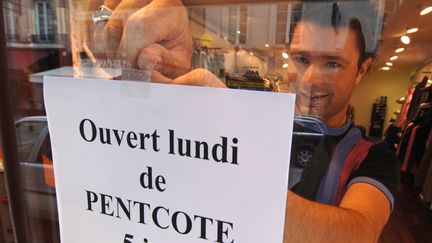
[284,182,390,243]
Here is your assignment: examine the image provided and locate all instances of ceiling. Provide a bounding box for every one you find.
[375,0,432,73]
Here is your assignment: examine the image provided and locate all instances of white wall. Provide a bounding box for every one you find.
[350,68,411,134]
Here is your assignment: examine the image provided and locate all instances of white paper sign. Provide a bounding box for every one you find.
[44,77,295,243]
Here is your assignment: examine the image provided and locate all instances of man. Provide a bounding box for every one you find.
[281,7,400,241]
[86,0,400,242]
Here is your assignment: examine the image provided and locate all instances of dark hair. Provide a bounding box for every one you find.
[349,18,375,70]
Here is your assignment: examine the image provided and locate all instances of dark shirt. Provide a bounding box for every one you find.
[291,123,400,209]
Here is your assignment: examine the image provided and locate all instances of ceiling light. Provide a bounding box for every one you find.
[390,56,398,61]
[401,35,410,44]
[386,62,393,66]
[265,44,270,48]
[406,28,418,34]
[420,6,432,16]
[282,52,289,59]
[380,67,390,71]
[282,63,289,69]
[395,48,405,53]
[236,30,241,34]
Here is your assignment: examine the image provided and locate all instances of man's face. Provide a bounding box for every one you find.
[288,22,368,127]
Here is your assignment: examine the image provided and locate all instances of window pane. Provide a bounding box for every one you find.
[1,1,432,242]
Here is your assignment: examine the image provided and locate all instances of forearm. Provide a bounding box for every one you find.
[284,190,380,243]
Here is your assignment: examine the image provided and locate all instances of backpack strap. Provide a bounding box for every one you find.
[334,139,374,205]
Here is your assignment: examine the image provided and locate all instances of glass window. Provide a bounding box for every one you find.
[1,0,432,242]
[34,1,55,42]
[15,118,47,161]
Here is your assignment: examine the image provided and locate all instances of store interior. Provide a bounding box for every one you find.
[185,3,432,227]
[184,0,432,137]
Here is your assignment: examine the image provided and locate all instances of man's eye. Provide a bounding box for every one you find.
[294,56,309,65]
[325,62,341,68]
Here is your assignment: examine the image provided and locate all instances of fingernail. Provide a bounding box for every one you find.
[138,53,159,70]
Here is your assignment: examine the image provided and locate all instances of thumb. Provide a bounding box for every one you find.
[151,70,171,84]
[152,69,227,88]
[137,43,191,79]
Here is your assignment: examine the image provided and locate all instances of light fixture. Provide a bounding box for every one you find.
[420,6,432,16]
[282,63,289,69]
[236,30,241,34]
[386,62,393,66]
[406,28,418,34]
[401,35,410,44]
[390,56,398,61]
[282,52,289,59]
[395,48,405,53]
[265,44,270,48]
[380,67,390,71]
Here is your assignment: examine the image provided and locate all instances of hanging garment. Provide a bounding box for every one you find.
[396,122,415,161]
[415,129,432,187]
[396,87,414,128]
[406,77,428,121]
[198,50,209,70]
[384,123,401,151]
[405,124,431,174]
[401,125,420,172]
[191,49,200,70]
[421,154,432,202]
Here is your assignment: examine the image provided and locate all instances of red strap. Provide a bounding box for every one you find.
[334,139,373,205]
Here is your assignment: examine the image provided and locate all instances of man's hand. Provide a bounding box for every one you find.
[89,0,192,79]
[152,69,227,88]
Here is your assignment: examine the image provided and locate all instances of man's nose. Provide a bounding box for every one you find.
[301,64,323,85]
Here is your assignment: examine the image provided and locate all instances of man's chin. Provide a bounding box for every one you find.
[295,104,324,119]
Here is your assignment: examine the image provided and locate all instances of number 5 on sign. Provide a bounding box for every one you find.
[124,234,133,243]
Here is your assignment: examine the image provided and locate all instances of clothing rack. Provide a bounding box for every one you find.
[191,45,226,78]
[390,74,432,210]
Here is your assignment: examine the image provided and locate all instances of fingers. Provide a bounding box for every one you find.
[137,43,191,78]
[87,0,121,57]
[86,0,104,14]
[104,17,124,59]
[118,1,191,69]
[90,0,193,80]
[151,70,171,83]
[84,0,106,60]
[103,0,122,9]
[152,69,227,88]
[93,22,108,59]
[104,0,151,59]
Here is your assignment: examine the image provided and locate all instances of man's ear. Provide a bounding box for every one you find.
[355,57,373,85]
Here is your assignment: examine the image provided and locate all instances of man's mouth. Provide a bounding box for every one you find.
[300,92,331,99]
[298,92,331,110]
